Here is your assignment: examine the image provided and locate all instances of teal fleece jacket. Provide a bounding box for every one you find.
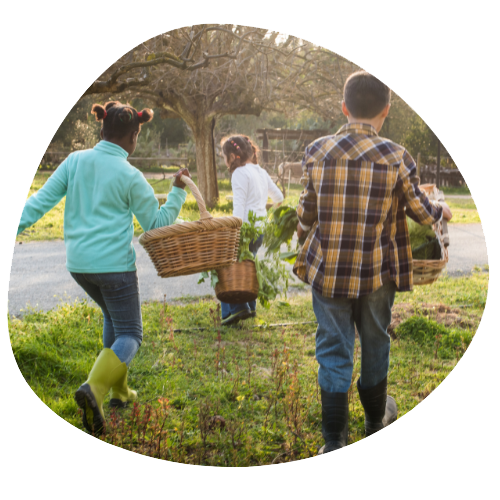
[18,140,187,273]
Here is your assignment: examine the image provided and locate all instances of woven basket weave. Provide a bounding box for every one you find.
[215,260,259,304]
[412,184,449,286]
[139,175,242,278]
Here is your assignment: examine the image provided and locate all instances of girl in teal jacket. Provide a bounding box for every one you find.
[18,101,190,435]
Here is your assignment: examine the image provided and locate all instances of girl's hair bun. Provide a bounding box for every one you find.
[138,108,154,124]
[91,103,107,121]
[92,100,153,140]
[118,107,134,124]
[105,101,119,111]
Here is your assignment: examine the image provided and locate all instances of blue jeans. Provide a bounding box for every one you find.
[221,235,264,319]
[70,272,143,366]
[312,281,396,393]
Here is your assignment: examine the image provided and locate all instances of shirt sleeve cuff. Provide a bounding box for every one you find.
[299,221,311,231]
[435,202,444,222]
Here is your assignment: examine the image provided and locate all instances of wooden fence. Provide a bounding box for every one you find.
[419,165,465,187]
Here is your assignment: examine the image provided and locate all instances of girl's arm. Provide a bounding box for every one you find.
[231,169,249,220]
[17,161,69,235]
[129,171,187,231]
[266,171,284,204]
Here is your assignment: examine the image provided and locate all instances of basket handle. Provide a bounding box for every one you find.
[180,174,212,220]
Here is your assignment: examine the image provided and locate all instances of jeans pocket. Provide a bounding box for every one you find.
[91,273,125,290]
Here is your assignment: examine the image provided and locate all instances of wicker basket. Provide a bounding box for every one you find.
[139,175,242,278]
[412,184,449,286]
[215,260,259,303]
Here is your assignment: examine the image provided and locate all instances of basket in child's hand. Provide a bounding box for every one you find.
[139,175,242,278]
[412,184,449,286]
[215,260,259,303]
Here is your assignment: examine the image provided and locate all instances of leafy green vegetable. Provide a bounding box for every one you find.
[412,239,441,260]
[237,211,265,262]
[263,205,299,255]
[254,254,290,308]
[198,210,289,307]
[407,217,441,260]
[197,270,219,288]
[279,251,299,264]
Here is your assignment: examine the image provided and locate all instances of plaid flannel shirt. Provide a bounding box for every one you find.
[293,123,443,298]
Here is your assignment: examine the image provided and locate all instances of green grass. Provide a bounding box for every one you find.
[446,197,481,224]
[16,174,67,242]
[395,269,488,310]
[440,186,470,196]
[9,271,487,465]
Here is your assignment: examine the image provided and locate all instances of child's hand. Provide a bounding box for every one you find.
[297,222,305,240]
[439,201,452,221]
[173,168,191,189]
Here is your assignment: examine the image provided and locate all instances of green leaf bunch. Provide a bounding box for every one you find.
[254,254,289,309]
[407,217,441,260]
[197,210,289,307]
[263,205,299,255]
[197,270,219,288]
[237,211,266,262]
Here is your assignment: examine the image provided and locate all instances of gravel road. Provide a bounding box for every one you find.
[8,223,488,316]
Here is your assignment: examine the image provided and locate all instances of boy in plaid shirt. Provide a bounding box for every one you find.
[294,71,452,454]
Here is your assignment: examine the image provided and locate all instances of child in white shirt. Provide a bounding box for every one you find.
[220,135,283,325]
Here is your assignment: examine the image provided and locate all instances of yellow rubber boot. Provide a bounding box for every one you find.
[74,348,126,435]
[109,365,138,408]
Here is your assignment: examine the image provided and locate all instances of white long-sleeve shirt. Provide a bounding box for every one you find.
[231,163,284,223]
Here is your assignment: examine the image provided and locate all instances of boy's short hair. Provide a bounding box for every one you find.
[343,71,391,119]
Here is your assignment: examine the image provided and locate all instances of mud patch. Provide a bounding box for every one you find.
[388,303,478,338]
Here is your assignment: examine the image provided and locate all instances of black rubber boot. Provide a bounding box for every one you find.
[318,390,349,454]
[357,377,398,437]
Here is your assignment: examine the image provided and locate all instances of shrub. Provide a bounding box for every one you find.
[396,316,473,359]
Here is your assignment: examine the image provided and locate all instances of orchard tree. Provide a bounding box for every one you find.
[84,25,355,206]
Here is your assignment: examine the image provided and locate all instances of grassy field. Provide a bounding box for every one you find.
[440,186,470,196]
[16,174,479,243]
[446,197,481,224]
[9,270,487,465]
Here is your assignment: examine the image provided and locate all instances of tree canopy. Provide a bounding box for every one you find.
[52,24,444,202]
[83,25,355,205]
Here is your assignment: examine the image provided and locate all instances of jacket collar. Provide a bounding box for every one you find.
[93,140,129,159]
[336,122,378,136]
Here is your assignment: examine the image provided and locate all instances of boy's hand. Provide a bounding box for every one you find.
[297,222,305,240]
[440,201,452,221]
[173,168,191,189]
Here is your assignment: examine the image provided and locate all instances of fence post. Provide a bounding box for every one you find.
[262,130,269,165]
[436,140,441,188]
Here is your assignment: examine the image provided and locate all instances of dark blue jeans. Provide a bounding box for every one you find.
[312,281,397,393]
[70,271,143,366]
[221,235,264,319]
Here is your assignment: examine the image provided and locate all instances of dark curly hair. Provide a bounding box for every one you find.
[221,135,260,173]
[91,101,154,140]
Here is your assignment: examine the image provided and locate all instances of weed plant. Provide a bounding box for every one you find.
[9,272,487,466]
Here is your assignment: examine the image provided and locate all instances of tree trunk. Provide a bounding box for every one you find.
[192,116,219,208]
